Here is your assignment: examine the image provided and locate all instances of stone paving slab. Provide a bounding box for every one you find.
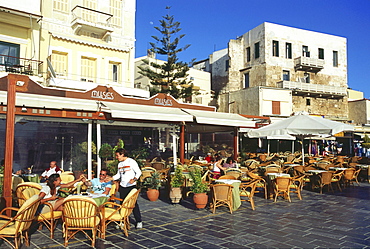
[1,182,369,248]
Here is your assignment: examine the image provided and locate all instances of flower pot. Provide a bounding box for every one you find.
[147,188,159,201]
[193,193,208,209]
[169,187,182,203]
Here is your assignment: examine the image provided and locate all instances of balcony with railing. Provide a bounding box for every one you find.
[294,57,324,73]
[0,54,43,76]
[71,5,113,39]
[277,80,347,98]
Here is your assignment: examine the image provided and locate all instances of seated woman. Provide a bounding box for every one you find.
[223,157,236,169]
[210,154,226,179]
[38,173,84,213]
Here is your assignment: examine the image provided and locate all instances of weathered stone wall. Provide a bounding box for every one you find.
[348,100,369,125]
[292,96,349,119]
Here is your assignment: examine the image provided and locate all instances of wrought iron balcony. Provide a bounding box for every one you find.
[294,56,324,73]
[277,80,347,98]
[0,54,43,76]
[71,5,113,39]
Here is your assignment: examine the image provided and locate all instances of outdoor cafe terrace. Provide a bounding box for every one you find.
[1,152,370,248]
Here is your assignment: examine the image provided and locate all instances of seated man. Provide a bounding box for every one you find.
[82,168,112,195]
[40,161,62,182]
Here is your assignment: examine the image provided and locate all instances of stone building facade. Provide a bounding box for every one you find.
[194,22,349,120]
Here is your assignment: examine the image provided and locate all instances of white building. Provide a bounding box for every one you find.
[194,22,349,120]
[0,0,148,98]
[135,55,213,105]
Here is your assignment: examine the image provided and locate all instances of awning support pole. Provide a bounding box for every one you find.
[87,122,92,179]
[180,124,185,164]
[233,127,238,161]
[96,123,101,175]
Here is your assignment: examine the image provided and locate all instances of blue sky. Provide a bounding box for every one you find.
[135,0,370,98]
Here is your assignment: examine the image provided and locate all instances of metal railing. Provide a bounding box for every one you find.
[0,54,43,76]
[277,81,347,95]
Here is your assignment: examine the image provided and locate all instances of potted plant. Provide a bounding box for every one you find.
[144,172,161,201]
[188,167,208,209]
[169,166,184,204]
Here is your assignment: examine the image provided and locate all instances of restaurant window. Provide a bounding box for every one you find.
[302,45,310,57]
[110,0,122,26]
[109,61,120,82]
[285,42,292,59]
[318,48,324,59]
[306,98,311,106]
[53,0,68,13]
[81,56,96,82]
[244,73,250,88]
[51,51,68,76]
[246,47,251,62]
[333,51,338,67]
[283,70,290,81]
[272,101,281,115]
[254,42,260,59]
[0,41,20,65]
[82,0,97,22]
[272,40,279,57]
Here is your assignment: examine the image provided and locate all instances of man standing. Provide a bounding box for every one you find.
[109,148,142,229]
[82,168,112,195]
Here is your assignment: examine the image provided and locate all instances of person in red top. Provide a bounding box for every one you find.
[205,153,214,163]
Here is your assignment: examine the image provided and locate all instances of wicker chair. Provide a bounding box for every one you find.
[0,195,41,249]
[316,161,331,170]
[225,168,242,180]
[289,174,305,200]
[62,196,101,247]
[219,175,236,180]
[210,184,234,214]
[273,177,293,202]
[264,165,281,176]
[341,168,356,187]
[140,167,157,183]
[318,171,335,194]
[247,171,267,199]
[244,159,260,171]
[100,189,140,238]
[151,162,166,170]
[352,168,362,186]
[21,187,62,239]
[239,179,258,210]
[15,182,42,207]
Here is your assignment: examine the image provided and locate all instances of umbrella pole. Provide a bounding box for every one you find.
[301,135,305,166]
[268,140,270,154]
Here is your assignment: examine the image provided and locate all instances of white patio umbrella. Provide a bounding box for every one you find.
[248,113,354,164]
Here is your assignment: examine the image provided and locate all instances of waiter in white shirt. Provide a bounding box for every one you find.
[108,148,143,229]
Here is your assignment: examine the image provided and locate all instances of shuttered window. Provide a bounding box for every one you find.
[272,101,281,115]
[51,51,68,76]
[81,56,96,82]
[53,0,68,13]
[110,0,122,26]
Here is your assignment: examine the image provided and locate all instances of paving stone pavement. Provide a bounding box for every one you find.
[2,182,370,249]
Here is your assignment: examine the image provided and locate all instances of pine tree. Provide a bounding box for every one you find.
[138,8,194,100]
